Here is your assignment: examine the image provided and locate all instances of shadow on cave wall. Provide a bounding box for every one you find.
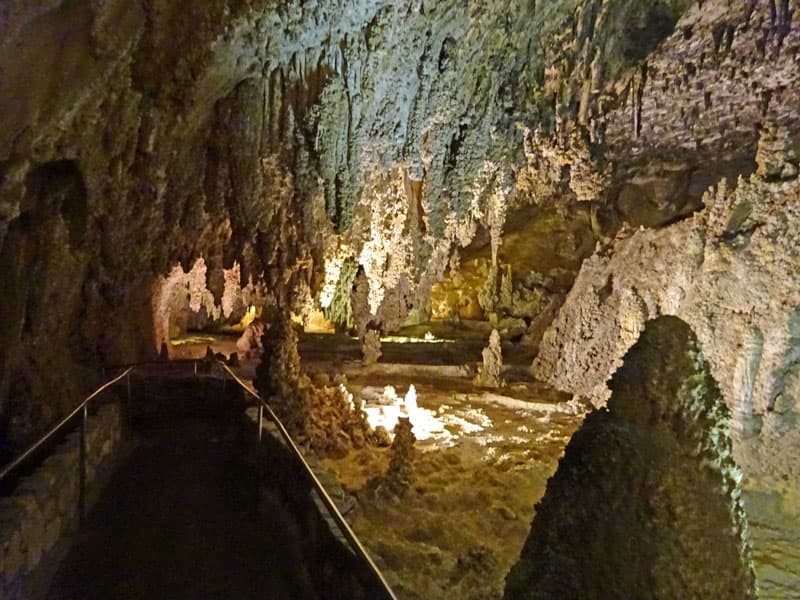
[0,160,88,459]
[505,316,756,599]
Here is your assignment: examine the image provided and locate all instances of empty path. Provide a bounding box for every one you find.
[47,398,315,600]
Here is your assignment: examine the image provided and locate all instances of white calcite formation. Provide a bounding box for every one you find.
[2,0,796,438]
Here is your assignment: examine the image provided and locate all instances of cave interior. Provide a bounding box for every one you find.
[1,1,800,598]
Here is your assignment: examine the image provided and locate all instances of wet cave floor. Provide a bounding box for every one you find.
[172,325,587,599]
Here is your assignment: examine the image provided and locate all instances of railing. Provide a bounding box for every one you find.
[0,360,204,507]
[0,358,397,599]
[0,367,133,521]
[216,362,398,600]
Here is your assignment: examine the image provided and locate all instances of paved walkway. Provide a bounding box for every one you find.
[47,406,315,600]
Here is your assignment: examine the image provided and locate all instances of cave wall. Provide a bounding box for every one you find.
[0,0,798,594]
[519,8,800,595]
[1,6,799,580]
[534,170,800,415]
[530,145,800,596]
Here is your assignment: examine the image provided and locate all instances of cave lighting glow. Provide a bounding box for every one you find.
[360,384,452,442]
[351,382,492,448]
[238,305,257,329]
[380,331,450,344]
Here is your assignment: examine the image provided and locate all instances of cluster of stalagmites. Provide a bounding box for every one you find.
[255,314,386,458]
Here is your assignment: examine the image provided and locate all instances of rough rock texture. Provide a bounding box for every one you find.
[0,0,572,446]
[0,403,122,600]
[604,1,800,173]
[474,330,504,389]
[361,329,382,365]
[365,416,417,502]
[2,0,797,438]
[582,0,800,231]
[2,1,800,594]
[507,318,755,599]
[430,203,596,350]
[534,169,800,417]
[533,163,800,597]
[255,314,376,456]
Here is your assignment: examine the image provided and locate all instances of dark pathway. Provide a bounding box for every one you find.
[47,399,315,600]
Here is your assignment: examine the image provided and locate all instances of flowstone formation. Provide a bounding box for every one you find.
[507,317,756,599]
[533,166,800,416]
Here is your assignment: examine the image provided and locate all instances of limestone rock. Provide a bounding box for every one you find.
[474,329,504,389]
[361,329,382,365]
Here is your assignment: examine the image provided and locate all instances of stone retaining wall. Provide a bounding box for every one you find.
[0,403,123,598]
[241,407,393,600]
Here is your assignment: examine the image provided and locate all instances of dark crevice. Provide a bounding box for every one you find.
[26,160,88,248]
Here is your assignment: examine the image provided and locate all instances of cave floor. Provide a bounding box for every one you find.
[170,328,588,599]
[320,371,585,599]
[46,409,312,600]
[300,330,587,599]
[169,321,539,368]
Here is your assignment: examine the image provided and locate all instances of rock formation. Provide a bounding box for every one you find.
[367,416,417,503]
[361,329,382,365]
[474,329,504,389]
[508,318,756,599]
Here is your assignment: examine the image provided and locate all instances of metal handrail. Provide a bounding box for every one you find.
[217,362,398,600]
[0,367,133,523]
[0,368,133,483]
[0,358,396,598]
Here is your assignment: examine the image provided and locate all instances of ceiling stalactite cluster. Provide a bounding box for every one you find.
[1,0,799,597]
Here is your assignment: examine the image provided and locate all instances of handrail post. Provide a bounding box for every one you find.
[194,360,197,378]
[126,372,132,402]
[78,403,88,525]
[210,361,397,599]
[257,405,264,443]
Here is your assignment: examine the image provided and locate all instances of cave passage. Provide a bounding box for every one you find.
[46,378,319,600]
[505,316,756,599]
